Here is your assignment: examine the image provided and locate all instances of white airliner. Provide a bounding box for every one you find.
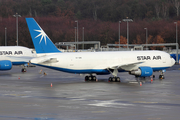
[0,46,36,72]
[26,18,175,82]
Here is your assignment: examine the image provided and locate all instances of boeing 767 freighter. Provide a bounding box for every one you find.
[26,18,175,82]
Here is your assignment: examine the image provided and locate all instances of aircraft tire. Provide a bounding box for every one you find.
[116,77,120,82]
[112,77,116,82]
[92,76,96,81]
[85,76,89,81]
[108,77,112,82]
[88,76,92,81]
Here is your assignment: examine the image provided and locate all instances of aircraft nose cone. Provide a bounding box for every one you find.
[172,58,176,66]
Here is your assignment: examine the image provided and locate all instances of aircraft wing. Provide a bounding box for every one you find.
[107,61,144,71]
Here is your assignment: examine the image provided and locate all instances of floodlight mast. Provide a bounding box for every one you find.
[174,22,179,64]
[123,17,133,49]
[13,13,21,46]
[75,20,78,50]
[119,21,121,50]
[144,28,148,50]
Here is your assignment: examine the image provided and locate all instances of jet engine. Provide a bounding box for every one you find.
[129,66,153,77]
[0,60,12,70]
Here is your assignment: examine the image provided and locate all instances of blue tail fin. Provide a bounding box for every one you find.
[26,18,61,54]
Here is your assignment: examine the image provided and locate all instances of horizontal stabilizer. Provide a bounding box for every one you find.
[31,57,58,64]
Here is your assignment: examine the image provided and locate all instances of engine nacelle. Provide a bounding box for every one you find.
[129,66,153,77]
[0,60,12,70]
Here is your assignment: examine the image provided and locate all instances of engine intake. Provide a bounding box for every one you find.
[129,66,153,77]
[0,60,12,70]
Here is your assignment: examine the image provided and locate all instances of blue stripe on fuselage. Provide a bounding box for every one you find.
[12,62,28,65]
[32,63,170,74]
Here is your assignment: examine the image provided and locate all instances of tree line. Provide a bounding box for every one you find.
[1,0,180,21]
[0,0,179,49]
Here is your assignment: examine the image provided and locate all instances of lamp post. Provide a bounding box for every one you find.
[75,27,76,50]
[82,27,84,50]
[119,21,121,50]
[174,22,179,64]
[75,20,78,50]
[123,17,133,49]
[144,28,148,50]
[5,27,7,46]
[13,13,21,46]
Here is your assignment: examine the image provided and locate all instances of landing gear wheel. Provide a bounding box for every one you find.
[108,77,112,82]
[116,77,121,82]
[85,76,89,81]
[88,76,92,81]
[112,77,116,82]
[92,76,96,81]
[21,68,26,72]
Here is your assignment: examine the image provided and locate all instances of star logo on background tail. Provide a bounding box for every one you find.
[34,29,47,44]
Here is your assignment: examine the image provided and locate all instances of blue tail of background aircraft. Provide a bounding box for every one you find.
[26,18,61,54]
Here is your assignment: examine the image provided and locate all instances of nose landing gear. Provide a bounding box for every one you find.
[159,70,165,79]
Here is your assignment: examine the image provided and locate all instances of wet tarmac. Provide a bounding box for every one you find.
[0,65,180,120]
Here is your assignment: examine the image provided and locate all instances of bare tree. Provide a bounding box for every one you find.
[162,2,169,18]
[172,0,180,16]
[155,3,161,18]
[93,5,97,21]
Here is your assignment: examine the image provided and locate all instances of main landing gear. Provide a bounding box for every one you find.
[108,77,120,82]
[85,75,97,81]
[107,68,121,82]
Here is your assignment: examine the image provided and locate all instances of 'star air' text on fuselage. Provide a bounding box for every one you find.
[0,51,23,55]
[137,56,161,60]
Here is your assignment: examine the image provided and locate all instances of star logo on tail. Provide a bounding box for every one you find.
[34,28,49,45]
